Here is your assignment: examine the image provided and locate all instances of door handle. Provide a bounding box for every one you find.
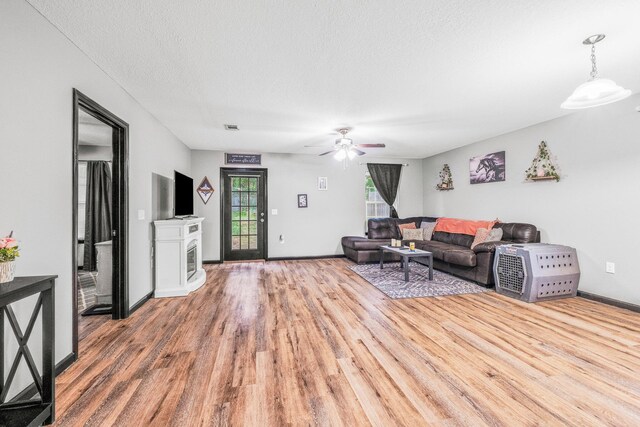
[260,212,265,217]
[260,219,264,223]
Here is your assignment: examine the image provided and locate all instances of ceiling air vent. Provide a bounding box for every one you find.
[224,124,239,131]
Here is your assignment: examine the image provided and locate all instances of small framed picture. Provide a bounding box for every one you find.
[317,176,328,191]
[298,194,308,208]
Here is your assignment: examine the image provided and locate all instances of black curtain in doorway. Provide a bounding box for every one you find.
[367,163,402,218]
[83,161,112,271]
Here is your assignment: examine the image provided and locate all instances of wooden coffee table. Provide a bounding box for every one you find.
[379,245,434,282]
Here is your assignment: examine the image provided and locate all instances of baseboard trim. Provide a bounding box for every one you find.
[129,291,153,315]
[203,260,222,265]
[578,291,640,313]
[10,351,77,402]
[267,254,346,261]
[56,352,77,375]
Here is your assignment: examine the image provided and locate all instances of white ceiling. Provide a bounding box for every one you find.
[29,0,640,158]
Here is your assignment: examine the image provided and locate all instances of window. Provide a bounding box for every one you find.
[365,173,395,221]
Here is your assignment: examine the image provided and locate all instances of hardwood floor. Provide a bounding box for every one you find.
[55,259,640,426]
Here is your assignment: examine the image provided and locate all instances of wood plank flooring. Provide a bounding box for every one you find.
[56,259,640,426]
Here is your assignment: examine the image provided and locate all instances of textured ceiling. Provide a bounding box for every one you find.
[28,0,640,158]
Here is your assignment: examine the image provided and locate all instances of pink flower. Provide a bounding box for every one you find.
[0,238,17,249]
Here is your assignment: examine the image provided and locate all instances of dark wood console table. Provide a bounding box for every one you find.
[0,276,56,426]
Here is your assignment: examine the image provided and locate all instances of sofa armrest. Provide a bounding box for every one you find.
[473,240,511,254]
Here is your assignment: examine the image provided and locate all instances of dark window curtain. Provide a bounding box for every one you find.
[367,163,402,218]
[84,161,112,271]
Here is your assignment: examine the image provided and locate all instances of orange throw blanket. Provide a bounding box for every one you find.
[434,217,497,236]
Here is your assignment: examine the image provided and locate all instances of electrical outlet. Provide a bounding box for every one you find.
[272,209,278,215]
[137,209,145,220]
[606,262,615,274]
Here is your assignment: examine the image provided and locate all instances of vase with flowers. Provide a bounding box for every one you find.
[0,234,19,283]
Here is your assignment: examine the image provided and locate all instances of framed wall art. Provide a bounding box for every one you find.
[297,194,308,208]
[317,177,328,191]
[469,151,505,184]
[197,176,214,204]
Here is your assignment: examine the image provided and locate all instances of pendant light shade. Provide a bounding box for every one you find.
[561,34,631,110]
[561,78,631,109]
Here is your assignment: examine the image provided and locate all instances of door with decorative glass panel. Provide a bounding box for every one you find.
[221,169,267,260]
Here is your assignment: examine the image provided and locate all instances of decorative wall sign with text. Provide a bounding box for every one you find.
[225,153,262,165]
[197,176,214,204]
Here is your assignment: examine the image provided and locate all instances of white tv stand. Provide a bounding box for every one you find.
[153,217,206,298]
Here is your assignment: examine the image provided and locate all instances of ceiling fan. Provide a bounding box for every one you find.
[314,128,386,161]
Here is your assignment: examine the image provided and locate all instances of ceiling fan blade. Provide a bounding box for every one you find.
[319,150,335,156]
[352,148,366,156]
[354,143,386,148]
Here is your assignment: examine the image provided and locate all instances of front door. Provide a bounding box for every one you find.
[221,168,267,261]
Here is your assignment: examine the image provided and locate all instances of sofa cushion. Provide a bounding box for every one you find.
[432,231,475,248]
[415,240,467,261]
[342,236,390,251]
[472,240,510,254]
[494,223,538,243]
[443,249,477,267]
[367,218,398,239]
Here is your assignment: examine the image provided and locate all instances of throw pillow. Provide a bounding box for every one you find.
[471,228,491,249]
[397,222,416,237]
[486,228,503,242]
[402,228,423,241]
[420,221,436,241]
[471,227,505,249]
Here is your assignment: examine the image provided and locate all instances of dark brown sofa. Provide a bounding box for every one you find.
[342,217,540,286]
[341,217,437,263]
[414,221,540,286]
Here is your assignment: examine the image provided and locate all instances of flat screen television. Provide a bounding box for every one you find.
[174,171,194,216]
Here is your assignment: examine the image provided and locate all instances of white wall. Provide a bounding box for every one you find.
[423,94,640,304]
[78,145,112,161]
[0,0,191,382]
[191,151,424,260]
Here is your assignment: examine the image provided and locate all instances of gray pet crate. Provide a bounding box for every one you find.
[493,243,580,302]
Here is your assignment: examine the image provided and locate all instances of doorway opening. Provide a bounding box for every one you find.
[72,89,129,357]
[220,168,268,261]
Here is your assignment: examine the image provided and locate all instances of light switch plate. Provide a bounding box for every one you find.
[271,209,278,215]
[137,209,145,220]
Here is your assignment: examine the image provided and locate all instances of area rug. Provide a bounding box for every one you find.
[349,262,490,299]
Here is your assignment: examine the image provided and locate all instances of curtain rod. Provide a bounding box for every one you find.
[359,163,409,166]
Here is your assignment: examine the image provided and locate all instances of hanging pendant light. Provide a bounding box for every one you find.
[561,34,631,109]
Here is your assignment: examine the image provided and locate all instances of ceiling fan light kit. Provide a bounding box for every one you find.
[317,128,386,165]
[561,34,631,110]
